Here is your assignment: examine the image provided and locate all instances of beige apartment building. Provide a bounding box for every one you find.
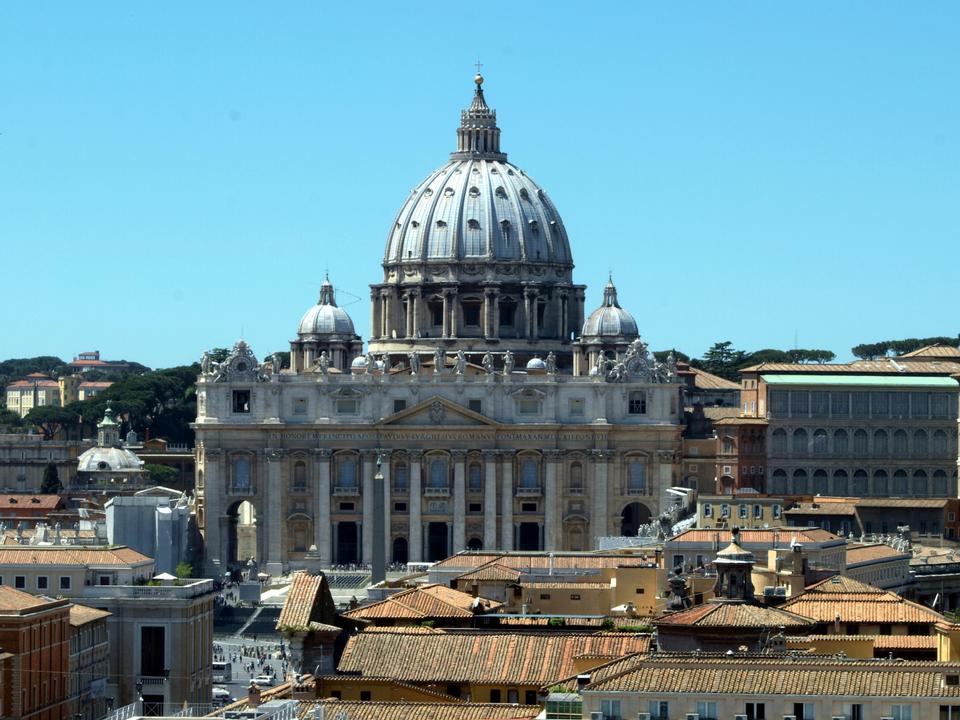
[5,374,62,418]
[69,604,110,720]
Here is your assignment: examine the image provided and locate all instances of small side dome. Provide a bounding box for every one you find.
[350,356,369,374]
[526,357,547,370]
[581,276,639,341]
[297,276,357,340]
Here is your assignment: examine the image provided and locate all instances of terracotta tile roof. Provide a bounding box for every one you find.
[742,360,960,374]
[788,634,937,651]
[0,546,152,567]
[78,381,113,389]
[690,369,740,390]
[7,379,59,388]
[289,700,541,720]
[654,601,814,629]
[712,416,769,426]
[521,581,612,590]
[899,344,960,359]
[783,576,943,625]
[276,572,333,630]
[337,629,650,685]
[701,406,741,420]
[0,585,57,611]
[437,552,652,573]
[548,652,648,691]
[69,603,111,626]
[360,624,446,634]
[668,528,843,545]
[313,675,463,702]
[0,495,62,510]
[342,584,501,621]
[456,561,523,583]
[785,502,857,516]
[855,497,948,508]
[846,544,911,565]
[491,616,653,629]
[585,655,960,697]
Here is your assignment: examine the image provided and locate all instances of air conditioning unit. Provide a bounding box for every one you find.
[783,716,796,720]
[637,714,651,720]
[590,713,604,720]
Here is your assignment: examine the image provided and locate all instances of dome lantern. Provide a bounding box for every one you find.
[453,74,505,161]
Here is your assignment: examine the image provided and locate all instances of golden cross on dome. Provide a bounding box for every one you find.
[475,59,483,74]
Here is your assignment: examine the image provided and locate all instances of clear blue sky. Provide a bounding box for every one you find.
[2,3,957,369]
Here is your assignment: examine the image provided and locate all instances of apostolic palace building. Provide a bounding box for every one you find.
[195,75,683,576]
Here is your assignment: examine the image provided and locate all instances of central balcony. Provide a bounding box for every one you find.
[515,485,543,497]
[424,486,451,497]
[333,485,360,496]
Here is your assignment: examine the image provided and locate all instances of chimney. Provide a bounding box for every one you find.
[248,683,261,708]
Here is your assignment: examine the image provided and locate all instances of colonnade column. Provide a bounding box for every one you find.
[442,292,450,338]
[544,450,561,551]
[404,293,413,337]
[452,450,466,553]
[591,450,609,550]
[264,449,285,576]
[202,448,223,575]
[559,291,569,342]
[409,451,423,562]
[370,289,381,340]
[411,290,420,338]
[381,451,392,561]
[491,289,501,338]
[523,288,534,339]
[483,450,498,550]
[500,451,514,551]
[448,289,459,337]
[313,449,332,566]
[361,451,375,565]
[384,291,394,338]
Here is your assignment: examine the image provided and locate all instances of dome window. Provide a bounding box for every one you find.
[500,219,511,236]
[97,461,109,470]
[519,188,530,201]
[411,221,420,229]
[495,186,507,199]
[469,186,481,198]
[538,189,546,200]
[528,220,539,234]
[424,188,434,197]
[490,167,499,174]
[435,220,447,229]
[467,219,480,230]
[443,187,455,198]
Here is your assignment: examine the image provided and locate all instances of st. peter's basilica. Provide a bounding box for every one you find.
[195,75,683,576]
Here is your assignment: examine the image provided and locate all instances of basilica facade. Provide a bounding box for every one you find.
[195,75,683,576]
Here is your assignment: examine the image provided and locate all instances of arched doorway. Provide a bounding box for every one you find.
[392,537,408,564]
[226,500,257,568]
[620,502,651,537]
[427,522,449,562]
[337,522,359,565]
[517,522,541,551]
[466,537,483,551]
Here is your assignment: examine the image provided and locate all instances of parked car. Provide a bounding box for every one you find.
[251,675,275,687]
[212,687,233,704]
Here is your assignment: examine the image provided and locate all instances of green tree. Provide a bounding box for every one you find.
[0,409,25,431]
[208,348,231,363]
[25,406,79,439]
[652,350,690,363]
[699,341,748,381]
[786,348,837,364]
[145,463,179,487]
[40,463,62,494]
[852,335,959,360]
[175,562,193,579]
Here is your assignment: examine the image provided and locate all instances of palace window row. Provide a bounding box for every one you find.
[771,427,953,458]
[768,467,957,497]
[768,390,956,420]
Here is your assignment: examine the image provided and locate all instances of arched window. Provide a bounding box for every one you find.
[873,469,889,496]
[912,470,928,497]
[832,469,848,496]
[468,463,482,491]
[771,429,787,454]
[569,462,584,493]
[520,458,539,489]
[933,430,949,457]
[874,430,888,455]
[812,429,828,454]
[792,469,808,495]
[933,470,948,496]
[892,469,908,496]
[853,430,868,455]
[338,456,357,488]
[853,470,868,495]
[893,430,908,456]
[231,456,251,493]
[393,462,408,491]
[293,461,307,492]
[770,469,788,495]
[833,430,848,455]
[792,429,808,455]
[913,430,928,456]
[813,469,828,495]
[627,461,646,494]
[429,458,448,489]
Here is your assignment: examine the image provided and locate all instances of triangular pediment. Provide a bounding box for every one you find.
[379,395,499,427]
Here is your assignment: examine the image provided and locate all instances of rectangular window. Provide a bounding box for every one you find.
[721,504,730,518]
[892,392,909,417]
[468,502,482,513]
[773,504,782,518]
[462,302,481,326]
[696,700,718,720]
[468,399,483,414]
[754,504,763,519]
[932,393,950,418]
[570,594,581,600]
[393,399,407,413]
[600,699,622,720]
[292,397,307,415]
[831,391,849,416]
[852,391,870,416]
[336,398,359,414]
[521,502,537,513]
[37,576,48,590]
[339,502,355,511]
[738,504,748,519]
[792,703,815,720]
[489,689,501,703]
[539,593,551,600]
[231,390,251,413]
[628,392,647,415]
[569,397,584,416]
[891,705,912,720]
[911,392,930,417]
[648,701,669,719]
[769,391,788,417]
[790,391,809,416]
[703,504,713,518]
[15,576,25,589]
[518,399,540,415]
[59,576,70,590]
[810,391,829,416]
[393,502,407,512]
[842,703,863,720]
[872,391,890,416]
[98,575,110,586]
[745,701,766,720]
[140,626,166,676]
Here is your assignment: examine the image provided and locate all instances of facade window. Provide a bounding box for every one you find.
[14,576,25,589]
[812,429,828,454]
[336,398,359,414]
[738,504,748,519]
[703,504,713,518]
[853,470,868,495]
[833,429,848,454]
[892,393,909,417]
[852,391,870,416]
[933,430,949,456]
[627,461,646,494]
[893,469,908,495]
[790,391,809,416]
[292,397,307,415]
[499,300,516,328]
[393,463,408,491]
[769,391,788,417]
[429,300,444,327]
[813,469,828,495]
[891,705,912,720]
[648,701,669,720]
[912,470,928,496]
[59,576,71,590]
[292,461,307,492]
[721,504,730,518]
[872,391,890,416]
[462,301,481,326]
[792,429,808,455]
[873,469,889,496]
[468,463,482,491]
[393,399,407,413]
[569,462,584,493]
[934,470,948,496]
[771,428,787,454]
[853,429,868,455]
[429,458,448,488]
[231,457,252,493]
[518,395,540,415]
[932,393,950,418]
[792,469,808,495]
[913,430,928,456]
[911,392,930,417]
[893,430,908,455]
[337,456,358,488]
[753,504,763,519]
[232,390,251,413]
[831,391,849,416]
[792,702,815,720]
[696,701,718,720]
[773,504,782,519]
[810,391,829,416]
[569,397,584,416]
[722,436,734,454]
[600,699,622,720]
[874,429,888,455]
[37,576,48,590]
[770,470,788,495]
[468,399,482,414]
[520,458,539,489]
[832,469,848,496]
[628,391,647,415]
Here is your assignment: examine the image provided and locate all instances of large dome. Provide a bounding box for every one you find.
[581,277,639,342]
[78,446,144,473]
[383,76,572,269]
[297,277,356,340]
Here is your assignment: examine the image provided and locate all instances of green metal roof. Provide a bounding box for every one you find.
[761,374,958,388]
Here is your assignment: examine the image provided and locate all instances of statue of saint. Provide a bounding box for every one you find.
[434,347,444,374]
[454,350,467,375]
[318,351,330,374]
[503,350,515,375]
[481,352,494,374]
[201,351,211,375]
[545,351,556,374]
[408,351,420,375]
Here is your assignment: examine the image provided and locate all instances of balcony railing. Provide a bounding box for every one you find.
[332,485,360,496]
[424,486,451,497]
[515,485,542,496]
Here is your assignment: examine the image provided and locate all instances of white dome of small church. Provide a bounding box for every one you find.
[581,276,639,341]
[77,406,145,476]
[297,276,357,340]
